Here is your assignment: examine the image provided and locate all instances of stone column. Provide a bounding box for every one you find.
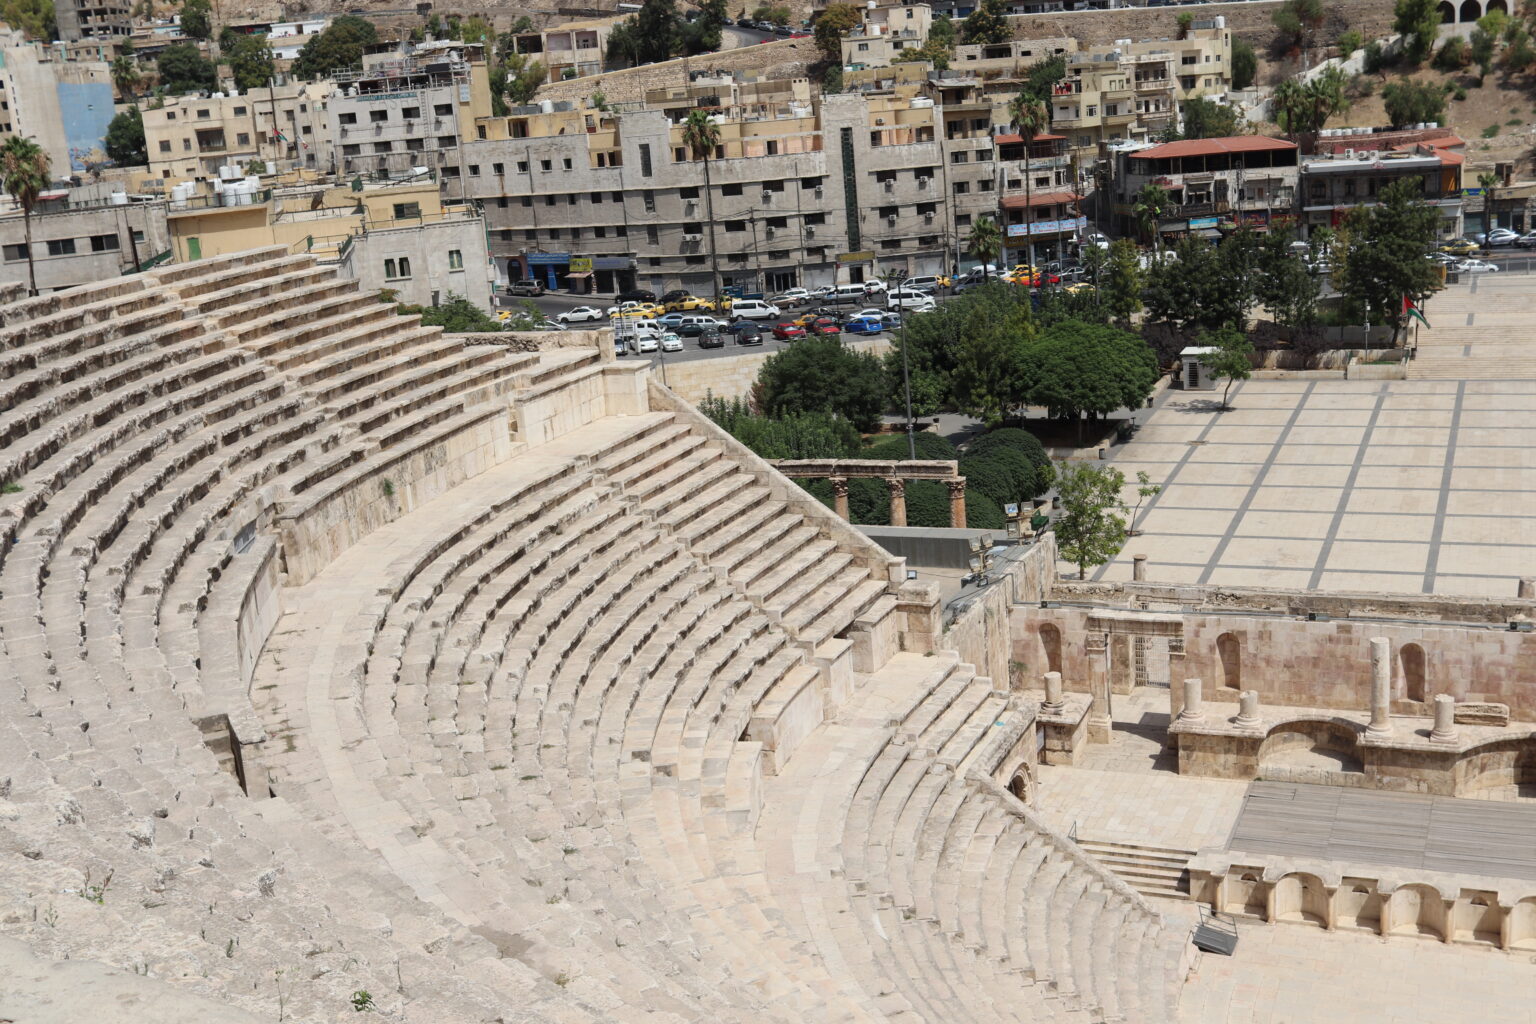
[1132,555,1147,581]
[1167,636,1187,722]
[1234,689,1260,728]
[1519,577,1535,599]
[1366,637,1392,737]
[887,477,907,528]
[946,477,967,529]
[1086,633,1111,743]
[1042,671,1064,714]
[831,477,850,521]
[1178,677,1205,722]
[1430,694,1458,743]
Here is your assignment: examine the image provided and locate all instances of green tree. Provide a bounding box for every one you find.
[1435,36,1470,71]
[1019,320,1158,439]
[226,33,274,92]
[1197,324,1255,410]
[111,54,142,107]
[1479,170,1499,232]
[893,38,953,69]
[491,52,546,112]
[1381,79,1446,126]
[757,335,887,431]
[1338,29,1364,55]
[822,64,844,95]
[0,0,55,40]
[1468,28,1495,78]
[1272,68,1350,137]
[1129,471,1161,534]
[0,135,51,296]
[1051,461,1129,580]
[964,427,1052,497]
[1272,0,1325,51]
[1256,229,1321,333]
[1102,239,1144,323]
[398,294,502,331]
[960,0,1010,45]
[951,314,1031,424]
[929,14,956,49]
[156,43,217,95]
[1145,234,1260,333]
[1336,177,1441,339]
[293,16,377,80]
[884,281,1021,414]
[1133,182,1168,250]
[814,3,862,61]
[634,0,683,63]
[684,0,728,54]
[606,20,642,67]
[700,395,863,458]
[179,0,212,41]
[967,215,1002,280]
[1177,12,1193,38]
[1019,54,1066,103]
[104,107,147,167]
[1394,0,1441,64]
[1179,96,1244,139]
[681,110,722,305]
[1232,38,1258,90]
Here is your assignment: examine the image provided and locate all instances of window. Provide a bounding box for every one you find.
[517,160,528,173]
[384,257,412,279]
[590,191,603,203]
[725,220,746,232]
[166,111,175,120]
[521,196,532,207]
[434,103,452,116]
[566,195,576,205]
[616,225,627,237]
[570,227,581,240]
[342,144,360,156]
[236,132,250,146]
[370,110,388,123]
[540,159,552,171]
[548,228,561,239]
[402,106,420,119]
[373,142,392,154]
[468,164,480,176]
[978,179,994,191]
[233,106,246,116]
[950,151,968,164]
[448,249,463,270]
[493,162,504,175]
[340,112,357,125]
[89,234,119,252]
[544,196,555,206]
[643,189,655,213]
[953,181,969,195]
[45,239,76,256]
[197,108,210,119]
[611,191,622,202]
[437,136,456,148]
[639,143,652,177]
[182,139,192,151]
[647,225,659,244]
[562,157,572,170]
[594,226,606,238]
[405,138,424,151]
[2,243,26,261]
[393,202,421,219]
[159,140,172,153]
[722,183,743,196]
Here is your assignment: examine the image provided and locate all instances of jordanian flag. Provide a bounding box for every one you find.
[1403,296,1430,329]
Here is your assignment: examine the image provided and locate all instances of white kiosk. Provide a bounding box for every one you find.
[1178,346,1219,391]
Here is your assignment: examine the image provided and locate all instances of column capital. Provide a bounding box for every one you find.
[830,476,850,496]
[886,476,907,497]
[944,477,966,498]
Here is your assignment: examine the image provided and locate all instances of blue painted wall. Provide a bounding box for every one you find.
[59,81,115,170]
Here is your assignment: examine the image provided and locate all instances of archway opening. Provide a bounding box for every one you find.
[1460,0,1482,21]
[1216,632,1241,692]
[1400,642,1426,703]
[1439,0,1457,20]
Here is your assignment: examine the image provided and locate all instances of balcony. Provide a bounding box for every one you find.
[1173,200,1230,218]
[1135,77,1171,90]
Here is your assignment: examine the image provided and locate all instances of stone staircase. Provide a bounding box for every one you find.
[1407,275,1536,380]
[1074,837,1195,902]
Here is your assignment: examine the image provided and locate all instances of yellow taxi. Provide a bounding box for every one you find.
[1437,237,1479,256]
[665,295,716,313]
[612,303,661,319]
[1064,282,1094,295]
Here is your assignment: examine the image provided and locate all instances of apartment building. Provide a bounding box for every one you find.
[0,28,115,174]
[164,175,490,308]
[1298,142,1464,240]
[995,133,1079,263]
[0,188,170,292]
[54,0,132,42]
[841,3,935,69]
[460,70,1030,296]
[1111,135,1299,240]
[225,19,332,61]
[142,82,333,181]
[328,42,493,196]
[514,17,620,82]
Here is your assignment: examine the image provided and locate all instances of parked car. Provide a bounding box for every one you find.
[805,316,842,336]
[905,275,949,293]
[734,323,765,344]
[675,315,727,336]
[659,289,692,306]
[844,316,886,335]
[1082,232,1112,250]
[657,312,687,327]
[1438,237,1480,256]
[1478,228,1520,247]
[862,279,887,294]
[698,328,726,348]
[1515,231,1536,249]
[556,305,604,324]
[616,288,657,303]
[634,333,659,353]
[773,24,792,35]
[660,332,684,352]
[728,299,781,320]
[1455,258,1501,273]
[506,280,545,297]
[665,294,716,312]
[887,288,937,312]
[772,320,806,340]
[1426,251,1460,265]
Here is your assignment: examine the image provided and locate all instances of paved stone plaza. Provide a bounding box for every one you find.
[1084,379,1536,596]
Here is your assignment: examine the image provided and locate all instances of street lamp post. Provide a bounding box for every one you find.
[884,267,915,461]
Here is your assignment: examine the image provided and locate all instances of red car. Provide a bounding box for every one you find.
[772,320,806,340]
[807,317,841,336]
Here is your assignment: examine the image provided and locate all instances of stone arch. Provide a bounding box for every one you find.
[1452,736,1536,799]
[1008,763,1034,804]
[1488,0,1508,13]
[1460,0,1481,21]
[1400,642,1427,703]
[1038,623,1062,676]
[1451,891,1503,945]
[1507,897,1536,950]
[1272,873,1329,926]
[1333,882,1383,933]
[1223,871,1268,918]
[1215,632,1241,692]
[1439,0,1456,19]
[1258,719,1365,776]
[1388,884,1447,940]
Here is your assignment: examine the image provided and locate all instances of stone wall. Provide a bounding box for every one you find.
[534,38,816,105]
[1009,0,1399,51]
[943,535,1056,691]
[657,336,891,404]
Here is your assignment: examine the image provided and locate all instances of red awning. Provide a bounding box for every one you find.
[1000,189,1083,209]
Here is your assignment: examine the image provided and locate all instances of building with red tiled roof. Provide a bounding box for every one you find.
[1110,136,1301,241]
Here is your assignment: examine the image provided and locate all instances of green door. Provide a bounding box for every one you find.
[187,237,201,261]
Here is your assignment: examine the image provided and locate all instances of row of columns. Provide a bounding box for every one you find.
[828,476,967,529]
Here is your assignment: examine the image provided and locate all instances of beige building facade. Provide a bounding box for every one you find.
[0,190,170,291]
[142,82,333,181]
[841,3,935,69]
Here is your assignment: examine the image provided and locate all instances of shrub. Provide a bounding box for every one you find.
[963,427,1051,497]
[963,490,1005,530]
[1363,41,1389,75]
[1432,38,1468,71]
[1483,124,1500,138]
[1454,86,1468,100]
[1338,29,1363,55]
[865,431,958,462]
[903,480,954,528]
[959,449,1037,511]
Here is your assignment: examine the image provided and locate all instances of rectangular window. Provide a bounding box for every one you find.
[548,228,561,240]
[370,109,389,122]
[402,106,420,119]
[393,202,421,219]
[236,132,250,146]
[680,186,700,200]
[594,226,606,237]
[493,163,504,174]
[46,238,76,256]
[373,142,392,154]
[2,243,26,261]
[158,140,171,153]
[342,144,360,156]
[340,112,358,125]
[434,103,452,115]
[643,189,655,213]
[525,230,537,240]
[563,157,572,169]
[540,159,552,171]
[437,136,456,148]
[405,138,424,151]
[952,182,969,195]
[517,160,528,173]
[639,143,652,177]
[233,106,246,116]
[384,257,412,279]
[590,191,603,203]
[89,234,119,252]
[647,225,659,244]
[448,249,463,269]
[722,183,743,196]
[197,108,210,119]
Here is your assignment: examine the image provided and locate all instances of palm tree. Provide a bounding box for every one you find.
[1008,93,1049,282]
[967,215,1001,282]
[681,110,722,306]
[111,54,142,108]
[1478,171,1499,237]
[1,136,52,296]
[1133,182,1169,255]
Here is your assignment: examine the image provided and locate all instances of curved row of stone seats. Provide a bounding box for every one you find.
[760,652,1182,1024]
[252,415,881,1020]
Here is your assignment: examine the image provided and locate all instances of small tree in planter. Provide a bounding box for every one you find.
[1051,461,1129,580]
[1128,471,1161,536]
[1199,324,1255,411]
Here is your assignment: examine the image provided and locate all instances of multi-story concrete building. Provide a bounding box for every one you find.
[460,68,1054,297]
[1111,135,1299,241]
[1298,143,1464,240]
[54,0,132,42]
[0,186,170,291]
[142,82,333,181]
[0,28,115,173]
[513,16,620,82]
[327,42,493,197]
[225,19,331,62]
[163,175,491,309]
[841,4,934,69]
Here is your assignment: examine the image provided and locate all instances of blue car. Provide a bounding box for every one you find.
[657,312,687,328]
[844,316,885,335]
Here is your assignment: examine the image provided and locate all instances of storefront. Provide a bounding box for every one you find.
[522,252,570,290]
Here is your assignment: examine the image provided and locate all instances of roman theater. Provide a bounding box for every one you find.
[1,249,1533,1023]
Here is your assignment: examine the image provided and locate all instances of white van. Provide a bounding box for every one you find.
[830,283,870,304]
[887,288,936,312]
[728,299,781,320]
